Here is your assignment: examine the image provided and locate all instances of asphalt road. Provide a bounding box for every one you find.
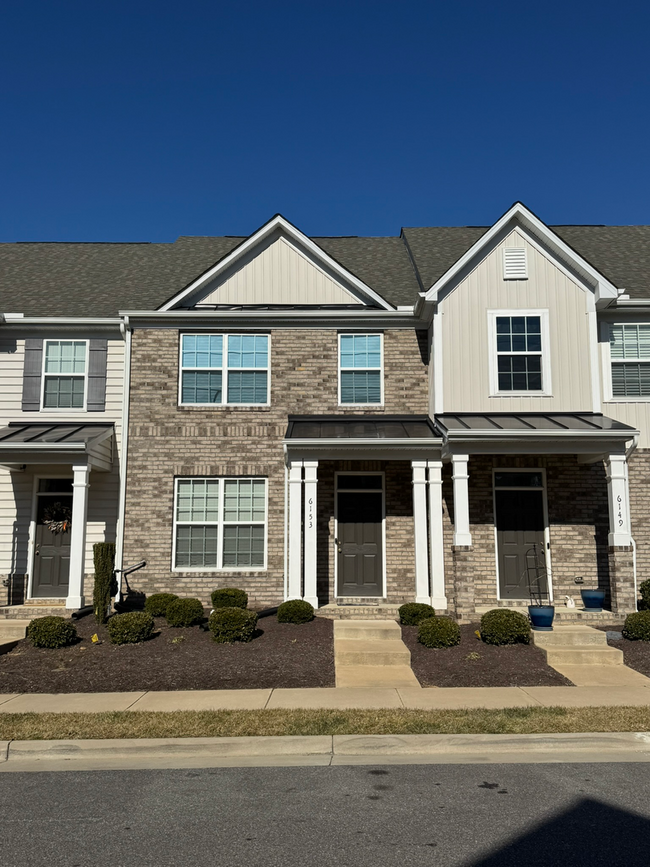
[1,762,649,866]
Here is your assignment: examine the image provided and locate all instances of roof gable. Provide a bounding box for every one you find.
[160,215,394,311]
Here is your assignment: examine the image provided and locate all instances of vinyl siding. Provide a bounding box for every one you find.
[198,232,365,306]
[439,229,594,412]
[0,335,124,581]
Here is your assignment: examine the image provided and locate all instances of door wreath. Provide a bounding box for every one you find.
[42,501,72,534]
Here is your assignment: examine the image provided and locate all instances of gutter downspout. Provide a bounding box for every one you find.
[114,316,132,603]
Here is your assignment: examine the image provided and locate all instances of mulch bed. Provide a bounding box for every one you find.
[402,624,573,687]
[598,625,650,678]
[0,613,335,693]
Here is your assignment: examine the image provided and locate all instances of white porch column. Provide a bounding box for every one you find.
[606,453,632,546]
[412,460,430,604]
[303,461,319,608]
[287,461,303,600]
[452,454,472,546]
[427,460,447,610]
[66,463,90,609]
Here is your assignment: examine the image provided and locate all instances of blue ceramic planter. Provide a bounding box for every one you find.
[581,589,606,612]
[528,605,555,631]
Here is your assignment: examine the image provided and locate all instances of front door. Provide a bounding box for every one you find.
[336,474,383,597]
[494,471,549,601]
[32,479,73,598]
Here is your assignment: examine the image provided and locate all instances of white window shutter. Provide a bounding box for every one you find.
[503,247,528,280]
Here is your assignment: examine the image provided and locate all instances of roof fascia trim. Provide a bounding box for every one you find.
[158,214,394,312]
[424,202,619,305]
[119,309,422,329]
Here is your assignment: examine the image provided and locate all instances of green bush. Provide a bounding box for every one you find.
[26,616,77,649]
[211,587,248,609]
[480,609,530,645]
[623,611,650,641]
[639,580,650,611]
[107,611,155,645]
[209,607,258,643]
[417,616,461,648]
[144,593,179,617]
[399,602,436,626]
[92,541,116,626]
[277,600,315,624]
[165,598,205,628]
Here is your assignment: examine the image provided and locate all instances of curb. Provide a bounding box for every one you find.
[2,732,650,772]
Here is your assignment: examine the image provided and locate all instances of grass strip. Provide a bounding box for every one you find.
[0,706,649,740]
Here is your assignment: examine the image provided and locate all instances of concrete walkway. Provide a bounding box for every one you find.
[2,683,650,712]
[3,732,650,772]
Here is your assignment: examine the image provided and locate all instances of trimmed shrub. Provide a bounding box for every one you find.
[399,602,436,626]
[480,609,530,645]
[165,598,205,628]
[639,580,650,611]
[623,611,650,641]
[277,600,314,624]
[209,607,258,643]
[92,541,116,626]
[211,588,248,609]
[26,616,77,649]
[418,616,461,649]
[107,611,155,645]
[144,593,179,618]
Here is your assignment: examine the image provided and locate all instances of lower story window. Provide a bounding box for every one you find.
[173,477,267,570]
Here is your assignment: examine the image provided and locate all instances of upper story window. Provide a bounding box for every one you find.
[42,340,88,409]
[610,323,650,397]
[180,334,269,406]
[488,311,551,395]
[339,334,383,405]
[173,477,267,570]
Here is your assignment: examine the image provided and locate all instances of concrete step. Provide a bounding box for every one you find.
[544,647,624,666]
[532,626,609,648]
[318,604,400,621]
[0,604,71,620]
[0,619,31,641]
[334,620,403,641]
[334,639,411,666]
[335,664,420,688]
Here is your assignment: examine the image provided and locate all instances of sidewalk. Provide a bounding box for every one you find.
[1,683,650,713]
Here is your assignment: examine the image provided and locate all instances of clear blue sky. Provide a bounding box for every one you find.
[1,0,649,241]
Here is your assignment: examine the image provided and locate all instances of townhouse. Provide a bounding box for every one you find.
[1,203,648,620]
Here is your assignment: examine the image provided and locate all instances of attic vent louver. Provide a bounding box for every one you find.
[503,247,528,280]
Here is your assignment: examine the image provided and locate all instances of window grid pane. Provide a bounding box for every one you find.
[176,480,220,522]
[222,526,265,567]
[227,371,268,404]
[181,334,223,369]
[497,355,542,391]
[340,334,381,369]
[181,371,222,404]
[223,479,266,522]
[340,370,382,404]
[175,525,219,568]
[227,335,268,369]
[611,362,650,397]
[44,341,87,374]
[610,324,650,361]
[43,376,85,408]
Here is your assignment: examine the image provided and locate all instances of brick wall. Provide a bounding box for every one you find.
[122,327,428,607]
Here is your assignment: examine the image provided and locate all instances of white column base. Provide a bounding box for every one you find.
[303,596,319,608]
[432,595,448,610]
[65,595,85,610]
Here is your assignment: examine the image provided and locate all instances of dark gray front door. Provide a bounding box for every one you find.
[33,494,72,598]
[495,488,547,600]
[336,481,383,598]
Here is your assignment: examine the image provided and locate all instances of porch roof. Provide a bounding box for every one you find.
[0,422,114,471]
[435,412,639,457]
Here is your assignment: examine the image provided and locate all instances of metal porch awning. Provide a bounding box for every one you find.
[0,422,115,471]
[284,415,442,461]
[435,412,639,457]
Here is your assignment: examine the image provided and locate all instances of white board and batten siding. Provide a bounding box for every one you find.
[438,229,595,413]
[198,232,365,307]
[0,335,125,579]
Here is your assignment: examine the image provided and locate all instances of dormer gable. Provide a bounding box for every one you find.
[159,215,394,311]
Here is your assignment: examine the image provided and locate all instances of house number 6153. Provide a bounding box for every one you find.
[308,497,314,529]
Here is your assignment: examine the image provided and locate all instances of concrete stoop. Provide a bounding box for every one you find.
[333,620,421,688]
[0,601,70,621]
[532,625,650,687]
[318,604,401,621]
[0,619,32,652]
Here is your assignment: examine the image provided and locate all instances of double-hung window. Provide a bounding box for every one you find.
[610,323,650,398]
[339,334,383,405]
[180,334,269,406]
[489,311,550,394]
[174,477,267,570]
[42,340,88,409]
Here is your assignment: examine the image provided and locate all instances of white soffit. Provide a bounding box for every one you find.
[159,214,394,311]
[424,202,619,305]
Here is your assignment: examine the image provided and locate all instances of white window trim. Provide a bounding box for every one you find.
[487,310,552,397]
[178,333,271,407]
[603,321,650,403]
[337,332,384,407]
[492,468,553,604]
[333,471,386,599]
[171,476,268,572]
[40,339,89,412]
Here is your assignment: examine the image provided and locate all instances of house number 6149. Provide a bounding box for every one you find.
[617,494,624,527]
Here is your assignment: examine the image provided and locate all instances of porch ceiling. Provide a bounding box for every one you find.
[0,422,114,471]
